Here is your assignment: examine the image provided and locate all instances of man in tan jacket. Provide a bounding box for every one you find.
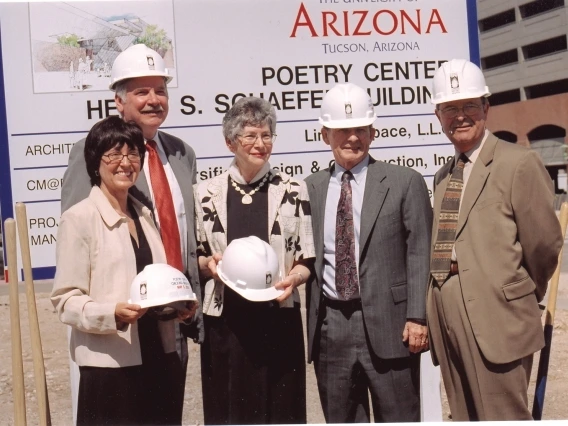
[427,59,563,421]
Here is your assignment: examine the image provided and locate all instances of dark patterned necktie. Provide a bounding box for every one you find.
[146,140,183,272]
[431,154,468,284]
[335,171,358,300]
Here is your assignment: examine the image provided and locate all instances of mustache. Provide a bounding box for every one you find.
[140,106,165,113]
[449,122,473,135]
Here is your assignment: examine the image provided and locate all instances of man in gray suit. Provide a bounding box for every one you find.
[306,83,432,423]
[61,44,201,424]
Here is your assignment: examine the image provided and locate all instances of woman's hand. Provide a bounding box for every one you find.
[199,252,223,280]
[274,264,311,303]
[274,274,301,303]
[115,303,147,328]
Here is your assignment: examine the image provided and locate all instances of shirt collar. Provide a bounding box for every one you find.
[145,131,165,156]
[455,128,489,167]
[88,186,124,227]
[332,155,369,186]
[89,186,152,227]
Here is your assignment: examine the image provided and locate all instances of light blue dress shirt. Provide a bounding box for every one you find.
[322,156,369,300]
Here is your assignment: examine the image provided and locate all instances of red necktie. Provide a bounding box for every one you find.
[335,171,358,300]
[146,140,183,271]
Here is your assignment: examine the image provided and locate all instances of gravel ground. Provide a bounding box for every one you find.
[1,283,568,424]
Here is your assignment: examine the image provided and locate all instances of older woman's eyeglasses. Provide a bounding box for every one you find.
[102,152,141,164]
[440,104,483,119]
[237,133,277,146]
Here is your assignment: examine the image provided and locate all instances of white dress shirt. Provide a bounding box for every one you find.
[322,156,369,300]
[143,132,188,272]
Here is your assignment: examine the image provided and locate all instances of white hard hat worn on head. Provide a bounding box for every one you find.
[431,59,491,105]
[129,263,197,310]
[319,83,376,129]
[109,44,172,90]
[217,236,284,302]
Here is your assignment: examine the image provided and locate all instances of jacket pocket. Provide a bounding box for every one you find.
[502,276,535,301]
[474,197,502,211]
[391,282,407,304]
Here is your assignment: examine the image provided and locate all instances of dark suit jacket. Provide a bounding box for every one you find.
[305,156,433,362]
[427,132,562,365]
[61,131,203,344]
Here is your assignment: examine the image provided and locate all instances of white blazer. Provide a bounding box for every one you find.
[51,186,176,368]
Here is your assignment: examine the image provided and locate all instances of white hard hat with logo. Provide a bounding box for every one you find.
[217,236,284,302]
[109,44,172,90]
[129,263,197,320]
[319,83,376,129]
[431,59,491,105]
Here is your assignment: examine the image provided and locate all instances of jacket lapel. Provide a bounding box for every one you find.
[360,158,388,254]
[309,170,331,282]
[267,171,287,235]
[132,170,152,210]
[167,153,194,211]
[455,133,497,235]
[160,131,194,202]
[207,174,229,250]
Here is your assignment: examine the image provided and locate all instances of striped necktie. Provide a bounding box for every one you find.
[431,154,468,284]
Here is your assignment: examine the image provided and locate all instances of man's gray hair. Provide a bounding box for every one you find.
[222,97,277,142]
[114,80,129,103]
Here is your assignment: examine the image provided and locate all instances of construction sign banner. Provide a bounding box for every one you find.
[0,0,479,279]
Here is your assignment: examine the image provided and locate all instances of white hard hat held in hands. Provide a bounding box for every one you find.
[109,44,172,90]
[431,59,491,105]
[217,236,284,302]
[129,263,197,321]
[319,83,376,129]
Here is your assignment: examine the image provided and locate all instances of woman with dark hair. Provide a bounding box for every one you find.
[51,116,192,425]
[195,97,315,424]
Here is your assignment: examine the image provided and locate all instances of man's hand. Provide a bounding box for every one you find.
[177,301,199,322]
[402,320,428,353]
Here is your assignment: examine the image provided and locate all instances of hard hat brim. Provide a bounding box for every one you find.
[318,116,376,129]
[129,292,197,309]
[109,72,173,91]
[217,263,284,302]
[431,89,491,105]
[225,283,284,302]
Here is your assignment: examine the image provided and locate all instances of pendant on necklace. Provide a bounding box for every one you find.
[242,194,253,204]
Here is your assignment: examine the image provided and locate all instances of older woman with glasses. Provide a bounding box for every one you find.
[51,116,193,425]
[195,96,315,424]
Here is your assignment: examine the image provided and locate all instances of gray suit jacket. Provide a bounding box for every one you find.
[61,131,203,346]
[305,156,433,362]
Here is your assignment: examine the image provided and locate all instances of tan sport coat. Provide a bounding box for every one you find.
[428,132,563,365]
[51,186,176,368]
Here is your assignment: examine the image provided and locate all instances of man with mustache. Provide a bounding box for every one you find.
[305,83,432,422]
[61,44,201,425]
[427,59,562,420]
